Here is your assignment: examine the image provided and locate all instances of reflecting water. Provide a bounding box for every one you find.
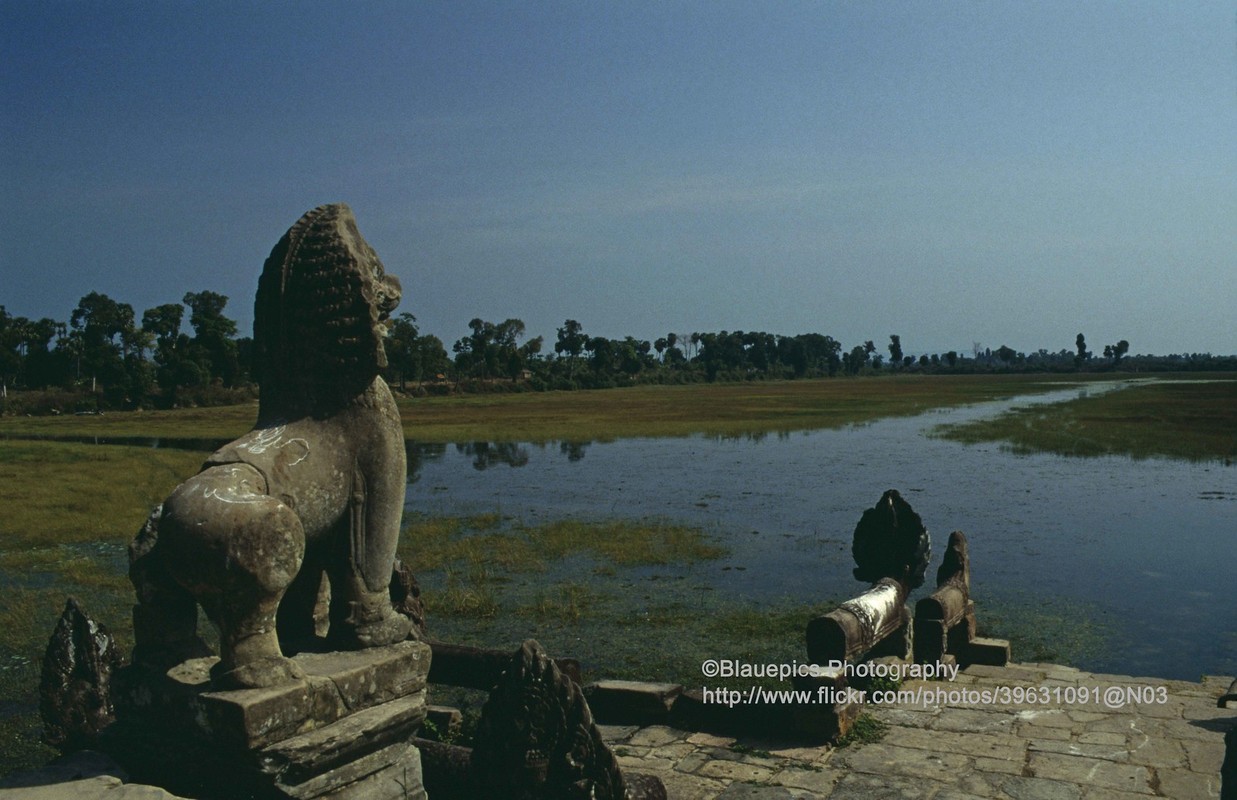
[406,383,1237,681]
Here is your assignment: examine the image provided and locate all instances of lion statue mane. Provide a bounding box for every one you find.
[129,203,413,689]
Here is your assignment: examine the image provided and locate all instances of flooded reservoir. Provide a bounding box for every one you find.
[406,383,1237,681]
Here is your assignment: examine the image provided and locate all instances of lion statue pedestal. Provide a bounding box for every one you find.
[110,204,430,799]
[130,202,414,690]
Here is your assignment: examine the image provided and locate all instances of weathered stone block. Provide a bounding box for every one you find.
[291,641,430,711]
[587,680,683,726]
[260,693,428,785]
[790,695,861,742]
[423,704,463,739]
[109,640,431,798]
[428,640,581,689]
[197,673,345,750]
[866,618,913,661]
[668,689,730,732]
[194,640,429,750]
[277,741,425,800]
[963,636,1011,667]
[790,664,849,694]
[912,617,949,665]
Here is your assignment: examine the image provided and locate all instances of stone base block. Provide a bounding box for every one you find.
[424,704,463,739]
[791,696,862,742]
[278,741,425,800]
[262,694,428,786]
[791,668,863,741]
[585,680,682,726]
[109,641,431,798]
[666,688,737,733]
[962,636,1011,666]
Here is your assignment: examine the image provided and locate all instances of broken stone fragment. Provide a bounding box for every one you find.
[40,597,122,752]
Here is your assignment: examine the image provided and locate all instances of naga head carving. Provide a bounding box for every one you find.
[851,489,931,590]
[254,203,401,416]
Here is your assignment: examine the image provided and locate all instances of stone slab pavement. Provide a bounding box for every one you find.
[4,662,1232,798]
[601,663,1236,799]
[0,750,185,799]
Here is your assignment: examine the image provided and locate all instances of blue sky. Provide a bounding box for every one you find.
[3,1,1234,357]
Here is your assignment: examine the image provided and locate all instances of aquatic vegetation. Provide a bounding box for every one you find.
[398,514,727,575]
[932,379,1237,462]
[3,373,1099,444]
[398,513,852,686]
[977,595,1113,667]
[395,374,1096,443]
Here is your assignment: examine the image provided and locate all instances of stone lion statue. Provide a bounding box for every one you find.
[129,204,413,689]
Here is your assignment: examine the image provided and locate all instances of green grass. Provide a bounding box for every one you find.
[931,378,1237,462]
[395,375,1100,443]
[0,403,258,440]
[2,373,1104,445]
[5,374,1229,454]
[0,440,206,550]
[0,440,207,778]
[835,713,889,747]
[399,514,726,576]
[0,439,205,671]
[399,513,846,690]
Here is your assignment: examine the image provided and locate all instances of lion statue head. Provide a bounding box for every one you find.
[253,203,401,418]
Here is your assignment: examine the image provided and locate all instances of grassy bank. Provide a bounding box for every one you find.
[1,373,1102,444]
[394,374,1104,442]
[932,378,1237,462]
[0,440,207,775]
[1,372,1222,775]
[0,403,258,440]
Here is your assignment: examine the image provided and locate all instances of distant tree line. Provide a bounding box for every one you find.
[1,291,256,414]
[401,319,1234,394]
[3,295,1235,414]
